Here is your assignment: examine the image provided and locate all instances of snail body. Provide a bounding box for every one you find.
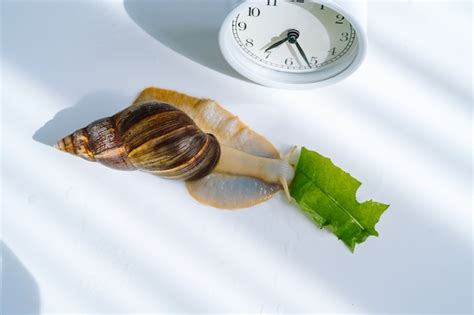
[56,88,294,209]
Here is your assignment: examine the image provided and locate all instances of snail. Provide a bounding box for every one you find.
[56,87,295,209]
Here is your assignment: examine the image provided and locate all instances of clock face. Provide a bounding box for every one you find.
[231,0,357,73]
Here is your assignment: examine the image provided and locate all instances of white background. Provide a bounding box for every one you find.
[1,0,472,314]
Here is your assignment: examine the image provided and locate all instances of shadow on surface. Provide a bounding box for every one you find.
[1,242,41,315]
[341,87,471,184]
[369,32,472,112]
[123,0,246,81]
[28,91,473,313]
[236,196,472,313]
[33,92,129,146]
[10,0,471,312]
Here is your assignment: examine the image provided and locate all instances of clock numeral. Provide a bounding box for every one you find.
[285,57,294,66]
[310,57,318,65]
[238,22,247,31]
[245,39,254,47]
[336,14,345,24]
[320,5,325,10]
[267,0,277,6]
[265,50,272,59]
[248,7,261,17]
[329,47,337,55]
[340,32,349,42]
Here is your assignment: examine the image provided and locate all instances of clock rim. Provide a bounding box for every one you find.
[219,0,368,89]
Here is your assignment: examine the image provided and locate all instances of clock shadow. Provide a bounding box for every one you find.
[123,0,248,82]
[260,31,287,51]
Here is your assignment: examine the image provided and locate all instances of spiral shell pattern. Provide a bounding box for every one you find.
[56,101,221,181]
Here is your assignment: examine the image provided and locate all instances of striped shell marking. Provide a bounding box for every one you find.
[55,101,221,181]
[133,87,283,209]
[117,102,220,180]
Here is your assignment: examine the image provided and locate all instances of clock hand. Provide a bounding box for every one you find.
[295,41,312,68]
[264,29,299,52]
[264,37,289,52]
[265,29,311,68]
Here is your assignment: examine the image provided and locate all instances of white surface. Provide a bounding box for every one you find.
[1,0,472,314]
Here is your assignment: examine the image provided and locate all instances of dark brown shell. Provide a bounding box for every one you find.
[55,101,221,181]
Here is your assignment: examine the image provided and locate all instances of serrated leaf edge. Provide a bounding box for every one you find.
[291,148,390,251]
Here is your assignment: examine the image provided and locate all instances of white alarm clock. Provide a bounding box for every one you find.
[219,0,368,89]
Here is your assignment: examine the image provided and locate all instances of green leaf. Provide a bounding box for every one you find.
[290,147,389,252]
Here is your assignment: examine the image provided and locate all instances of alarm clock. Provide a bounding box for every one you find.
[219,0,368,89]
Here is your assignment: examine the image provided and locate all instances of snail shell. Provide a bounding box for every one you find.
[56,101,221,181]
